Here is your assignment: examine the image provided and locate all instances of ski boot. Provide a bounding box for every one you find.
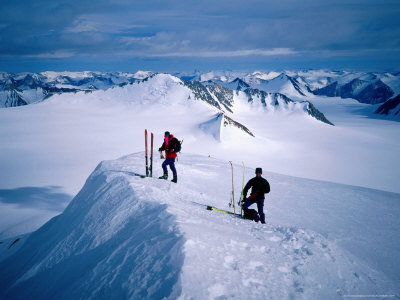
[171,174,177,183]
[159,172,168,180]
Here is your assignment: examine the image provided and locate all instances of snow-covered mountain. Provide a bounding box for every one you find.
[178,69,400,107]
[313,78,394,104]
[0,71,153,108]
[242,88,333,125]
[0,71,329,125]
[1,153,399,299]
[182,80,332,125]
[2,70,400,121]
[199,112,255,141]
[184,81,235,113]
[375,94,400,118]
[244,73,312,98]
[225,77,250,91]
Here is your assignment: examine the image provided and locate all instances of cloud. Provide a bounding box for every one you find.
[145,48,297,58]
[0,0,399,70]
[25,50,77,59]
[0,186,72,211]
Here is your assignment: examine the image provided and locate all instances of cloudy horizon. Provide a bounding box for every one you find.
[1,0,399,72]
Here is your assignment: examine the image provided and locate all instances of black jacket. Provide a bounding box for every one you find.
[243,176,270,199]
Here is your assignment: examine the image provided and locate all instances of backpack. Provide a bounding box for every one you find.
[243,209,260,222]
[170,137,182,153]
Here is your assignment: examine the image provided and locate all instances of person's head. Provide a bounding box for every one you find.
[255,167,262,177]
[164,131,170,137]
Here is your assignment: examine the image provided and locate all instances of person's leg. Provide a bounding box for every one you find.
[257,198,265,223]
[169,158,177,176]
[243,199,253,211]
[169,158,177,183]
[159,159,168,179]
[243,200,259,221]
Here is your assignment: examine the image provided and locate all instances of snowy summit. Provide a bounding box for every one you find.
[0,153,399,299]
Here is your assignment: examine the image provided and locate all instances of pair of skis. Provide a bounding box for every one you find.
[145,129,154,177]
[206,205,244,220]
[228,161,246,217]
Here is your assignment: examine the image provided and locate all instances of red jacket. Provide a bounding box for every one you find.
[159,135,178,159]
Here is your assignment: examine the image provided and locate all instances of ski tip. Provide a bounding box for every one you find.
[206,206,213,211]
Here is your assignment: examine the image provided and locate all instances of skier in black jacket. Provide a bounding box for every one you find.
[242,167,270,223]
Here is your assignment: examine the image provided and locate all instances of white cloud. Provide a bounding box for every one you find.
[146,48,297,58]
[64,19,99,33]
[25,50,76,58]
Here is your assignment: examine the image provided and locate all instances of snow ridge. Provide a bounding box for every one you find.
[0,159,184,299]
[0,153,398,299]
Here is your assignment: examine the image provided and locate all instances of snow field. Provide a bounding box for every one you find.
[2,152,398,299]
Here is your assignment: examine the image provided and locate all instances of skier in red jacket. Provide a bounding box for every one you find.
[158,131,179,183]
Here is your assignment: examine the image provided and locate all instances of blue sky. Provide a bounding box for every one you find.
[1,0,399,72]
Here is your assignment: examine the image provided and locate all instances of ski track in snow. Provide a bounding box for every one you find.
[1,153,398,299]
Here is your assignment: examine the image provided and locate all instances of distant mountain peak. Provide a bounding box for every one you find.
[229,77,250,91]
[314,78,394,104]
[375,94,400,117]
[243,88,334,125]
[199,112,255,140]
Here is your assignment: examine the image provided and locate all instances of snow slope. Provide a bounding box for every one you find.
[0,153,399,299]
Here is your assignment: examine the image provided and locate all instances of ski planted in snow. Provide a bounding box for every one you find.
[145,129,154,177]
[145,129,149,177]
[229,161,236,215]
[239,161,245,216]
[150,132,154,177]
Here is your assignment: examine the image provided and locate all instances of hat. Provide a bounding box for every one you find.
[255,167,262,174]
[164,131,170,137]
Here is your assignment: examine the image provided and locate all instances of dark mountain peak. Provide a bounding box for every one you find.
[375,94,400,116]
[184,81,223,111]
[356,79,394,104]
[184,81,234,113]
[276,72,289,79]
[230,77,250,91]
[312,74,396,105]
[2,78,19,90]
[221,113,255,137]
[4,90,27,107]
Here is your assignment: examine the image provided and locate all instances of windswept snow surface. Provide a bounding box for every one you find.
[0,153,399,299]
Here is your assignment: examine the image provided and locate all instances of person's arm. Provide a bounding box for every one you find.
[243,179,253,198]
[159,141,166,151]
[263,179,270,194]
